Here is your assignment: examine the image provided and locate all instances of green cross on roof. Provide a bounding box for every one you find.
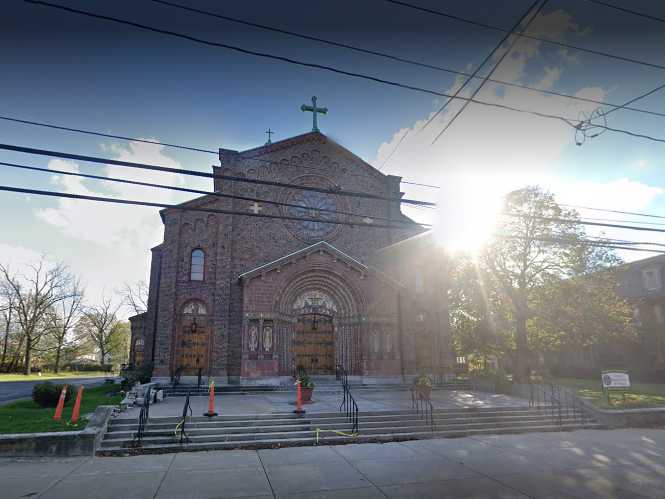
[301,96,328,132]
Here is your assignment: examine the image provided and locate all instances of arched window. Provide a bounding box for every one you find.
[190,249,204,281]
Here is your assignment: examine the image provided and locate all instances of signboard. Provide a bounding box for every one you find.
[601,370,631,390]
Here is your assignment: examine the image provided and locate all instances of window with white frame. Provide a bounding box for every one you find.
[190,249,205,281]
[642,268,661,291]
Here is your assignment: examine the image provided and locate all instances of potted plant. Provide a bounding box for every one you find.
[298,373,315,402]
[415,375,432,400]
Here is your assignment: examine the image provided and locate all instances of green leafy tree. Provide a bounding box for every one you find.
[481,186,622,380]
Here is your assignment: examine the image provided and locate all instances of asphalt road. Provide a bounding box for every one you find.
[0,377,115,404]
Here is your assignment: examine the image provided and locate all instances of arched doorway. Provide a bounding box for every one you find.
[293,291,337,375]
[177,300,211,376]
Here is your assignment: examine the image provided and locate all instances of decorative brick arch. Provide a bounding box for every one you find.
[276,268,366,318]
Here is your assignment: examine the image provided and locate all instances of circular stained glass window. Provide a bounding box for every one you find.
[288,190,338,239]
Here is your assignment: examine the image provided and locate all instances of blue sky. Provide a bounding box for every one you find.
[2,0,665,312]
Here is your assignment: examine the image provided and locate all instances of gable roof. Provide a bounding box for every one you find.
[225,131,392,183]
[238,241,367,281]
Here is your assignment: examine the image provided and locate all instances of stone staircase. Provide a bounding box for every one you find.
[97,405,601,456]
[162,380,472,397]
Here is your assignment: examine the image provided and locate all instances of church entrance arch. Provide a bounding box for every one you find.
[293,291,336,375]
[277,269,365,376]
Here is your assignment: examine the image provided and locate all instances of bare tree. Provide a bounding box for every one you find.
[0,284,16,370]
[79,297,122,364]
[120,281,149,316]
[0,259,75,375]
[46,279,84,373]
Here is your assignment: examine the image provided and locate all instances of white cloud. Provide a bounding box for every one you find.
[36,141,188,252]
[375,7,608,250]
[26,140,198,314]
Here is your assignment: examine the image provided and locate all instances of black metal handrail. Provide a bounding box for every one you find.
[132,387,151,446]
[337,365,359,433]
[172,366,183,388]
[411,389,434,431]
[175,391,193,444]
[529,382,588,426]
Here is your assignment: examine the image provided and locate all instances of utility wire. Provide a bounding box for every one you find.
[0,114,440,189]
[25,1,665,146]
[0,114,217,154]
[22,1,583,126]
[561,203,665,221]
[381,0,665,73]
[580,0,665,25]
[503,212,665,234]
[496,233,665,254]
[378,129,410,170]
[0,142,436,207]
[0,160,428,227]
[603,82,665,118]
[432,0,547,143]
[423,0,539,133]
[0,185,425,230]
[145,0,665,119]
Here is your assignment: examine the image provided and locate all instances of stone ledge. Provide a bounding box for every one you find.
[0,405,116,457]
[576,398,665,428]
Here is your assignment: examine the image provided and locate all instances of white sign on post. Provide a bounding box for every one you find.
[601,371,631,390]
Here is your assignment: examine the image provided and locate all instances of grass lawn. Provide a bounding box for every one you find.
[555,377,665,409]
[0,384,122,434]
[0,372,115,382]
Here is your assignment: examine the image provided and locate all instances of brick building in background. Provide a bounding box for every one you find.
[129,129,454,385]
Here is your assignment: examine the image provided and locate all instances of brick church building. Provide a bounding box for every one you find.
[130,108,453,385]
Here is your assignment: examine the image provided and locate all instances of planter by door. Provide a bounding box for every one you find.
[302,387,314,402]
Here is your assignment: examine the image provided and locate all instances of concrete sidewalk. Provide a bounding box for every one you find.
[123,388,530,418]
[3,428,664,498]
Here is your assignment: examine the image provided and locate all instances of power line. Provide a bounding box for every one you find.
[381,0,665,73]
[21,1,583,127]
[0,184,426,230]
[0,160,429,227]
[432,0,547,143]
[603,82,665,118]
[0,142,436,207]
[25,1,665,147]
[581,0,665,25]
[0,113,441,190]
[148,0,665,119]
[378,129,410,170]
[561,203,665,221]
[503,212,665,234]
[497,233,665,254]
[423,0,539,132]
[0,114,217,154]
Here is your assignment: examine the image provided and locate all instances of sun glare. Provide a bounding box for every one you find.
[432,176,506,255]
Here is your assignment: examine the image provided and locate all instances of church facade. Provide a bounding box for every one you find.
[129,125,453,385]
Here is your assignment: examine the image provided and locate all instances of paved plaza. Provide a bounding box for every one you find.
[123,388,530,418]
[3,428,665,498]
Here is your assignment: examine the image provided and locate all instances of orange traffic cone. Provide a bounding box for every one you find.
[70,385,84,424]
[53,384,68,421]
[294,379,305,415]
[203,380,217,417]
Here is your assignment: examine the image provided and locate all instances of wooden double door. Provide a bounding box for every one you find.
[178,320,210,375]
[294,314,335,375]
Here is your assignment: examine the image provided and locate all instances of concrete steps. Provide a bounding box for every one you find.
[97,406,601,456]
[162,382,472,397]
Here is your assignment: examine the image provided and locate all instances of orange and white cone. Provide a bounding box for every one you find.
[53,384,68,421]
